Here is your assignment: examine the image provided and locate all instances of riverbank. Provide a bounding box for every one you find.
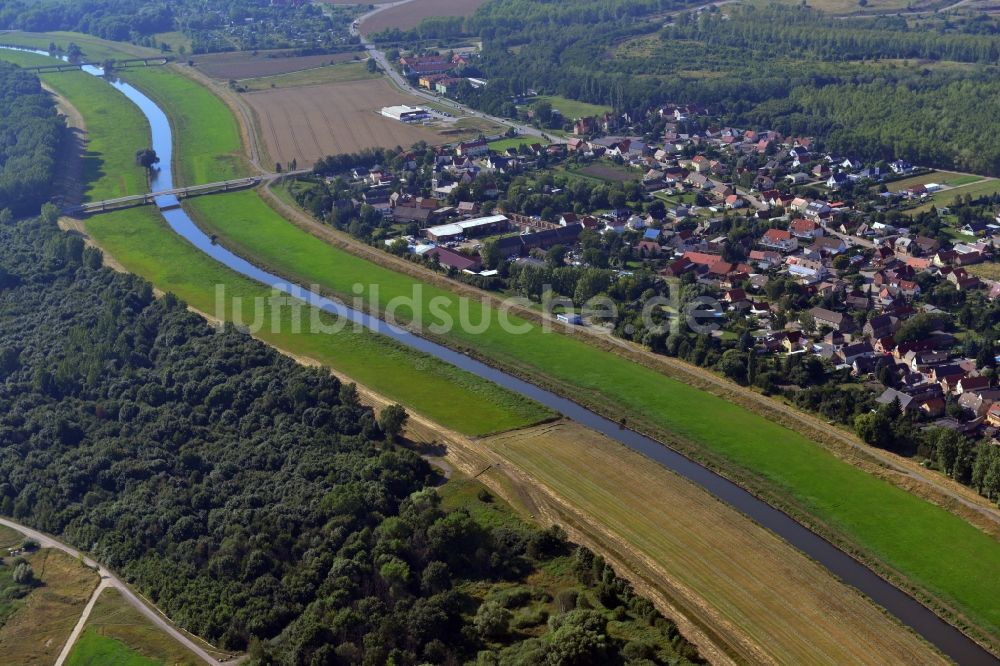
[2,33,998,662]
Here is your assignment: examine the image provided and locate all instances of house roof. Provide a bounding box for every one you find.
[763,228,792,242]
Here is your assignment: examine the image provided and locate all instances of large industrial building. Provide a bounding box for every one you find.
[380,105,430,122]
[423,215,510,242]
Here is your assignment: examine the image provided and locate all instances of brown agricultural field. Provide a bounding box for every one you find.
[247,78,448,165]
[191,50,364,80]
[361,0,487,33]
[474,421,947,666]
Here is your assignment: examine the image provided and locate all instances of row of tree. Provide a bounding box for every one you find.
[0,63,63,216]
[0,207,702,663]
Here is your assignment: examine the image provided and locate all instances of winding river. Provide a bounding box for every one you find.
[5,45,998,665]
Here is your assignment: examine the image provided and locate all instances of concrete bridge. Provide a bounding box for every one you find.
[15,55,171,74]
[67,177,263,216]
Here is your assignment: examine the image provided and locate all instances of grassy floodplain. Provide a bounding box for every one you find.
[9,28,1000,650]
[117,67,247,185]
[0,31,157,62]
[0,50,149,202]
[482,422,946,665]
[188,188,1000,642]
[85,206,550,436]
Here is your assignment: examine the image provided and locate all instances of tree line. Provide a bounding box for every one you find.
[0,63,63,216]
[0,208,702,663]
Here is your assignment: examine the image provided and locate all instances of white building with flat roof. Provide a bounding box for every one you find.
[381,105,430,122]
[423,215,509,241]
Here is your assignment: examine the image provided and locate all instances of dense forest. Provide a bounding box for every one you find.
[0,0,358,53]
[0,210,702,664]
[0,63,63,216]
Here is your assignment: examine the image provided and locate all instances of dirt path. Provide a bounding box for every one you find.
[261,181,1000,538]
[54,579,111,666]
[0,518,235,665]
[44,84,87,209]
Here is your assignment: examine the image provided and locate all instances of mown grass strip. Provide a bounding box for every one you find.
[117,67,247,185]
[86,206,551,436]
[66,629,160,666]
[187,189,1000,640]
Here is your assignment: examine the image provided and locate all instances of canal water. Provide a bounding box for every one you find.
[5,45,997,665]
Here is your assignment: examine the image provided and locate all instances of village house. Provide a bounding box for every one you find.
[761,228,798,253]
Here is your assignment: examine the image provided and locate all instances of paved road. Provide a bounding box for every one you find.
[838,0,980,18]
[0,517,233,665]
[353,4,555,142]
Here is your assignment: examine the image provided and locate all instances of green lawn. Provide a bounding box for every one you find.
[189,188,1000,641]
[488,136,545,152]
[117,67,247,185]
[534,95,611,120]
[907,178,1000,215]
[886,170,979,192]
[0,50,150,202]
[66,629,159,666]
[66,588,201,665]
[85,207,550,436]
[239,61,377,91]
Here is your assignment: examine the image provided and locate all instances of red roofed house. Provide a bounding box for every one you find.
[426,246,482,272]
[789,218,823,240]
[761,228,798,253]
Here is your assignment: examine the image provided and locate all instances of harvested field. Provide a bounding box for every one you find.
[482,421,947,665]
[191,50,363,80]
[246,78,446,164]
[239,61,376,91]
[361,0,487,33]
[0,549,99,664]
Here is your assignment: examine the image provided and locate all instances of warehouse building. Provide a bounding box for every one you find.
[423,215,510,242]
[380,105,430,122]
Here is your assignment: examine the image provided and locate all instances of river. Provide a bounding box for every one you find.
[4,45,997,665]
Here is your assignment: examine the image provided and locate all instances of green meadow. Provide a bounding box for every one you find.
[11,28,1000,645]
[533,95,611,120]
[86,206,550,435]
[0,30,157,62]
[189,188,1000,640]
[118,67,247,185]
[0,50,149,201]
[487,136,545,152]
[239,61,377,91]
[66,630,160,666]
